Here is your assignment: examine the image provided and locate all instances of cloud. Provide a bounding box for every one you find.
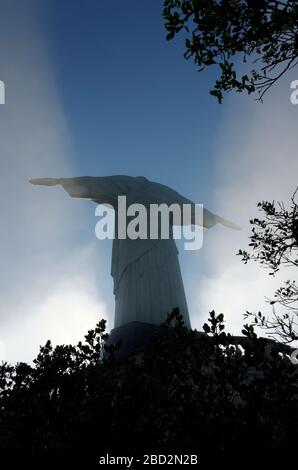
[192,76,298,335]
[2,243,106,364]
[0,1,107,363]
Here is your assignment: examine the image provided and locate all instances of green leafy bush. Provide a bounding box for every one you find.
[0,310,297,453]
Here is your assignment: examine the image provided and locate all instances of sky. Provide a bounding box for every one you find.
[0,0,297,363]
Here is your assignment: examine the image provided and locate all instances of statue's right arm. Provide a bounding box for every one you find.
[30,176,118,206]
[30,178,61,186]
[58,177,96,199]
[30,177,97,199]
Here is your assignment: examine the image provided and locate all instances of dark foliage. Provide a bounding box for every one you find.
[163,0,298,102]
[238,188,298,343]
[0,310,297,453]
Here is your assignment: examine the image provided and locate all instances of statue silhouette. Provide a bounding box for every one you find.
[30,176,239,353]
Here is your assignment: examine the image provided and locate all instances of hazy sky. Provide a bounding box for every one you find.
[0,0,297,363]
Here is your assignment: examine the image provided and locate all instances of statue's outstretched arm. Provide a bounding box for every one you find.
[30,178,61,186]
[30,177,94,196]
[30,176,118,206]
[201,207,241,230]
[165,189,241,230]
[173,201,240,230]
[30,177,95,199]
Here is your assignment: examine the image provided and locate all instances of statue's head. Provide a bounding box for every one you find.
[135,176,149,182]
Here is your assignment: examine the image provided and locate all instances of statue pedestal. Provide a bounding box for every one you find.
[105,321,161,358]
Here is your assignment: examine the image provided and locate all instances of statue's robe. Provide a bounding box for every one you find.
[59,175,233,329]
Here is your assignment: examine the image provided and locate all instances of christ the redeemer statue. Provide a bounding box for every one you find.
[30,176,239,336]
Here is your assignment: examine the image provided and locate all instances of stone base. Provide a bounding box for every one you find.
[105,321,161,358]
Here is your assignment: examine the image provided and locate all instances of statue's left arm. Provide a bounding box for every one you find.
[158,184,241,230]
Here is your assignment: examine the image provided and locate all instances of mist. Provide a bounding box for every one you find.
[0,1,106,363]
